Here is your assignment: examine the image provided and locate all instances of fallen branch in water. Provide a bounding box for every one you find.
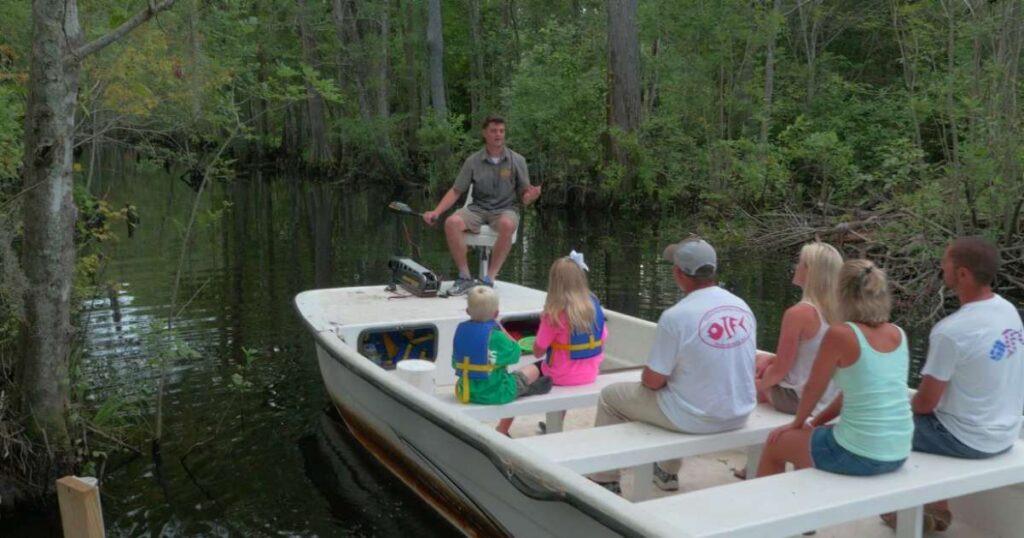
[746,205,1024,325]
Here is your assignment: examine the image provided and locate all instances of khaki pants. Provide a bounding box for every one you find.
[591,382,685,483]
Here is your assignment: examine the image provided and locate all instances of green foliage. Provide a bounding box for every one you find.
[506,20,606,192]
[0,0,1020,233]
[73,185,121,247]
[415,113,477,191]
[228,346,261,391]
[0,85,22,183]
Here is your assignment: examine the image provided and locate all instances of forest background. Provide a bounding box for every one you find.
[0,0,1022,513]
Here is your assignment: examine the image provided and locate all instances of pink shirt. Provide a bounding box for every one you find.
[536,312,607,386]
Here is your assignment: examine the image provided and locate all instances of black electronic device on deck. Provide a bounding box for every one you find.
[388,256,440,297]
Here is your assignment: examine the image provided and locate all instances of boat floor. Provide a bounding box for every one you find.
[498,406,995,538]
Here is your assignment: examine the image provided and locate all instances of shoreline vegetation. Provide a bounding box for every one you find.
[0,0,1021,523]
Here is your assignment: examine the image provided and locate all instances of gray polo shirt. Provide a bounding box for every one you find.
[453,147,530,213]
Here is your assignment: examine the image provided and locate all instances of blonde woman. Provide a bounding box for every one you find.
[755,242,843,414]
[757,260,912,478]
[497,253,607,435]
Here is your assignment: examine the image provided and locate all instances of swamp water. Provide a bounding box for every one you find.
[3,168,930,537]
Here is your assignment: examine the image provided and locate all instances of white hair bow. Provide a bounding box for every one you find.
[568,250,589,272]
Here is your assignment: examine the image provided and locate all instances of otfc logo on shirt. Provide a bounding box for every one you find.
[699,306,753,349]
[990,329,1023,361]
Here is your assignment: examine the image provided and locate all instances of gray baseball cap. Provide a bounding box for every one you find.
[662,237,717,278]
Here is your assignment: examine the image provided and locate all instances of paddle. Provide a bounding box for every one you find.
[387,201,423,217]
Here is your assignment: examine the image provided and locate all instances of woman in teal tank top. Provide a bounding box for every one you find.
[757,259,913,477]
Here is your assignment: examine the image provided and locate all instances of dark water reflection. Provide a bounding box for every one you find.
[9,166,932,537]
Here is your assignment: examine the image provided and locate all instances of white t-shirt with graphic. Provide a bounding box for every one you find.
[922,294,1024,453]
[648,286,758,433]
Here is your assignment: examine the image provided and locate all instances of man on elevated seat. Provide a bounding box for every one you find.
[884,237,1024,533]
[589,237,757,494]
[422,116,541,295]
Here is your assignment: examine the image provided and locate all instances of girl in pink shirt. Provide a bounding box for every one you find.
[497,254,607,435]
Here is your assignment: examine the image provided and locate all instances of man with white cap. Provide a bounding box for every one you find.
[590,237,758,494]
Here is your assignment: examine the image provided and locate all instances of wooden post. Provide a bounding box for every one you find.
[56,476,105,538]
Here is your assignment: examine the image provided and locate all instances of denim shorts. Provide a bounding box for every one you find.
[810,426,906,476]
[913,414,1009,459]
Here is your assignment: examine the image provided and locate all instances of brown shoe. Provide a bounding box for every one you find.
[923,508,952,532]
[880,508,952,533]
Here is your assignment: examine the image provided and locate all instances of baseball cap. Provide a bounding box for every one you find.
[662,237,717,278]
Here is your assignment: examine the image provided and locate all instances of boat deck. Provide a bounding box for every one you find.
[295,281,548,332]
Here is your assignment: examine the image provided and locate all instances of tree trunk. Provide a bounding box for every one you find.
[797,0,822,107]
[607,0,641,132]
[761,0,781,145]
[297,0,334,165]
[469,0,484,118]
[426,0,447,117]
[254,44,270,160]
[606,0,641,191]
[402,0,420,144]
[377,0,390,120]
[19,0,82,466]
[889,0,922,151]
[17,0,177,497]
[188,0,202,121]
[332,0,372,120]
[506,0,521,67]
[942,0,966,234]
[643,36,660,119]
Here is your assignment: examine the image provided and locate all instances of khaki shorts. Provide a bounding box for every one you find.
[453,207,520,234]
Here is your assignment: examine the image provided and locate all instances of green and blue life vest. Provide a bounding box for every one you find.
[452,320,500,403]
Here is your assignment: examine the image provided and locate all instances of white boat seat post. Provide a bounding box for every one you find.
[461,185,518,279]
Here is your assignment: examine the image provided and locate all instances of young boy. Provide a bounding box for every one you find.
[453,286,551,406]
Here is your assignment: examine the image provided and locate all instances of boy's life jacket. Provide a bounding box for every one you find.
[548,295,606,361]
[374,330,435,363]
[452,320,500,380]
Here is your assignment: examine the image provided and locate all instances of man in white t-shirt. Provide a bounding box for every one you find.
[589,237,757,494]
[888,237,1024,532]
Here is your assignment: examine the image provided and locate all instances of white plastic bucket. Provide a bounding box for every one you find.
[395,359,436,394]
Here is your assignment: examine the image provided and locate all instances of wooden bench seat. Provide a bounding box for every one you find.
[439,368,642,426]
[636,440,1024,538]
[517,403,795,500]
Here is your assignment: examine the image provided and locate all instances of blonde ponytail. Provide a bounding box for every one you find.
[837,259,891,325]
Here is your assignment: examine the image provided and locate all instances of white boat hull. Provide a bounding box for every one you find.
[298,284,1024,538]
[299,284,675,537]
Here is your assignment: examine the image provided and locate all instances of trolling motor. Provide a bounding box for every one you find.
[386,201,440,297]
[387,256,440,297]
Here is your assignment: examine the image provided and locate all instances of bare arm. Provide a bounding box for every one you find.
[912,375,947,415]
[641,366,668,390]
[810,393,843,427]
[790,325,853,426]
[521,185,541,206]
[422,188,463,224]
[757,304,814,391]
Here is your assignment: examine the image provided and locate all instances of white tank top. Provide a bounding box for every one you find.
[779,301,839,413]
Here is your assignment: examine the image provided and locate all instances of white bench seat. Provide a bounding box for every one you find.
[637,440,1024,538]
[439,368,641,422]
[517,403,794,474]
